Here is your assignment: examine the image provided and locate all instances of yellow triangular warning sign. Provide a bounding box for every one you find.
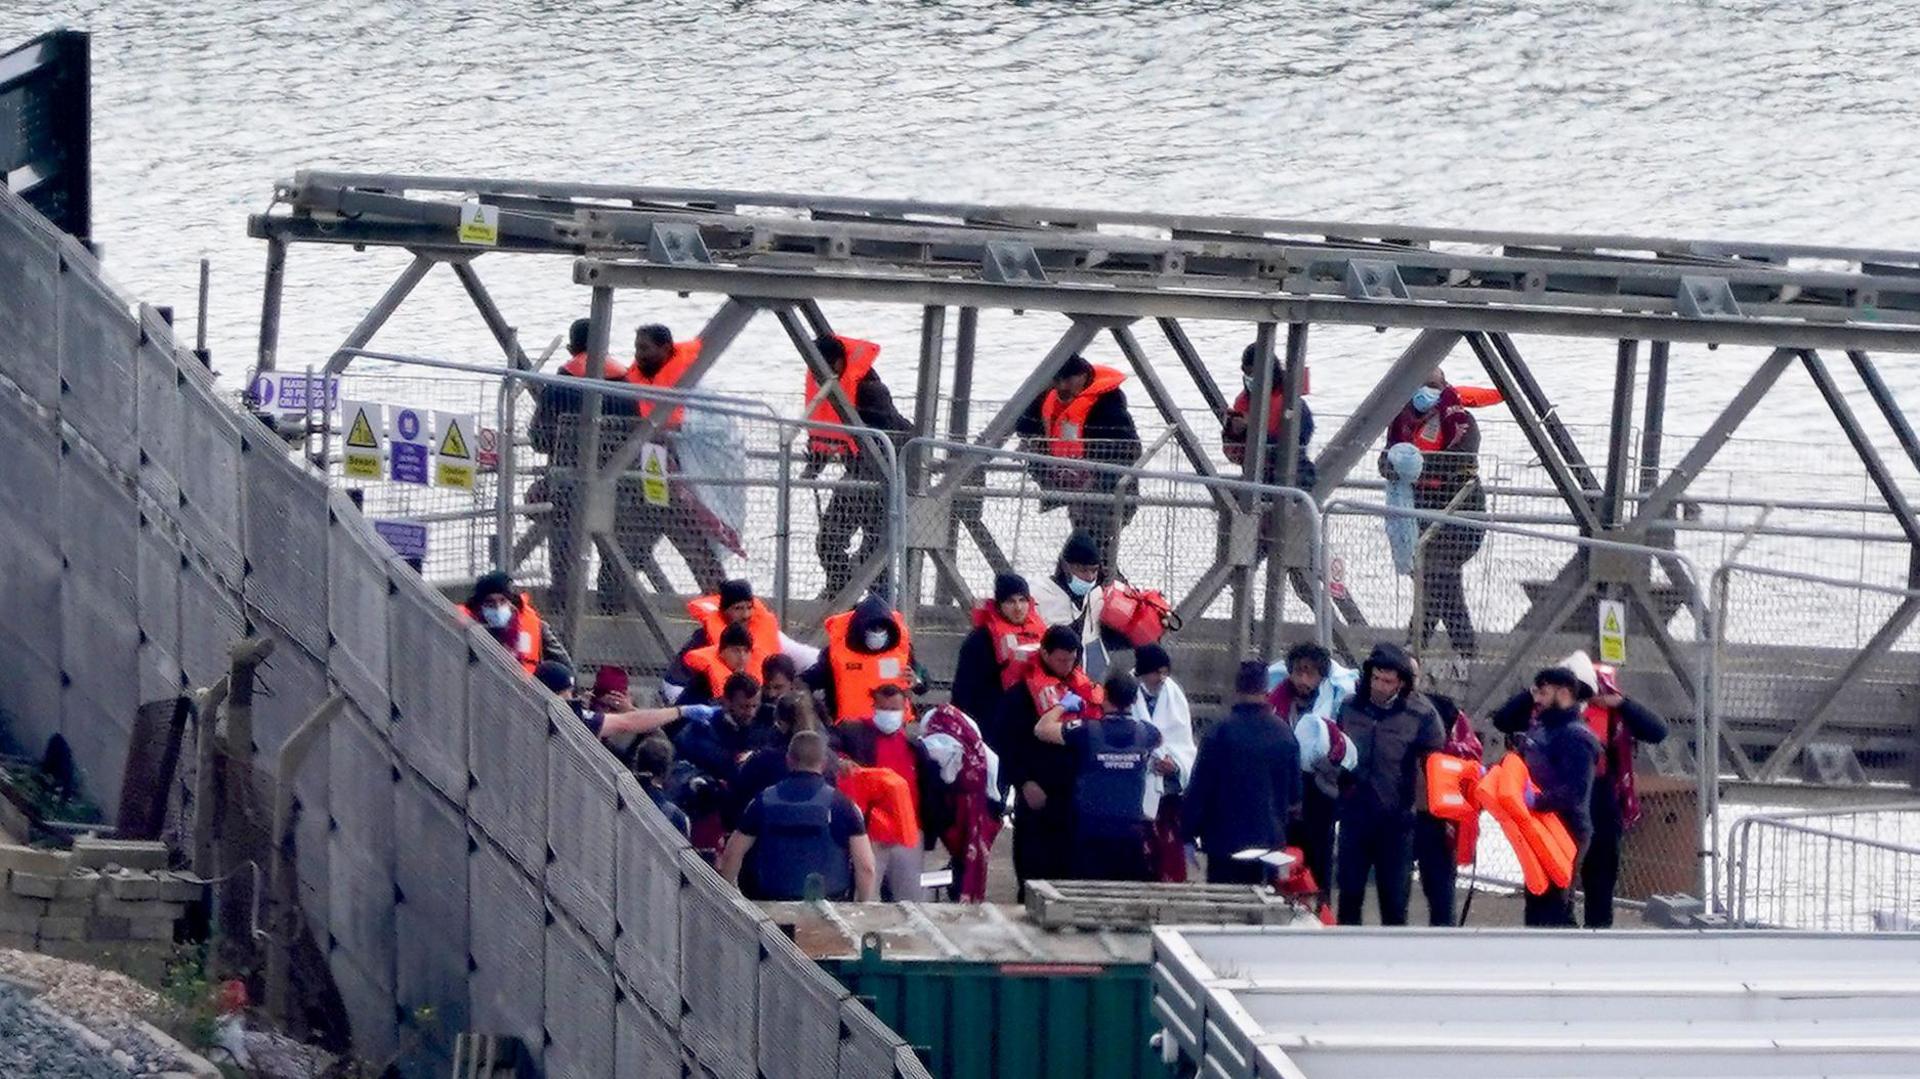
[345,409,379,449]
[1603,610,1622,634]
[438,418,471,459]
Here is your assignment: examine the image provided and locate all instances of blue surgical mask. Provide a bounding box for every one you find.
[481,603,513,629]
[863,628,891,650]
[1067,576,1095,597]
[872,709,906,735]
[1411,386,1442,413]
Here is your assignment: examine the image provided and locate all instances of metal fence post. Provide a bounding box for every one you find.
[496,375,517,573]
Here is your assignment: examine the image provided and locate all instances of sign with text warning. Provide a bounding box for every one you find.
[388,406,431,486]
[339,399,383,480]
[435,412,477,490]
[1597,598,1628,665]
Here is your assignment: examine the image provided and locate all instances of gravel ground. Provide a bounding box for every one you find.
[0,982,135,1079]
[0,950,213,1077]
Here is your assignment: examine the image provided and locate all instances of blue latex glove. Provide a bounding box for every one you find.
[1058,692,1084,714]
[1523,783,1539,810]
[679,704,721,724]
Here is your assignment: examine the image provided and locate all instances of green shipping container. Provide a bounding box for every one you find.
[763,902,1172,1079]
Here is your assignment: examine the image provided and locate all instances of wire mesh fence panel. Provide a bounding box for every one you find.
[546,709,619,949]
[677,855,763,1079]
[615,988,683,1079]
[756,926,847,1079]
[392,773,471,1063]
[1727,806,1920,931]
[612,778,685,1026]
[542,912,617,1079]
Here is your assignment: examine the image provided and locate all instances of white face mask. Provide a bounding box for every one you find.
[873,708,905,735]
[1067,576,1095,597]
[481,603,513,629]
[863,627,891,650]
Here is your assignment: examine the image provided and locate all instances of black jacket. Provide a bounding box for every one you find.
[1521,706,1603,848]
[819,371,913,478]
[950,627,1004,745]
[1183,701,1302,855]
[1334,644,1444,822]
[1016,386,1144,480]
[803,593,924,720]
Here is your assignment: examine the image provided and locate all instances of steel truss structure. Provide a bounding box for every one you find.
[251,171,1920,783]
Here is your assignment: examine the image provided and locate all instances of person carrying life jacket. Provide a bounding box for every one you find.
[1221,340,1318,489]
[674,623,761,707]
[801,334,913,600]
[459,570,570,676]
[720,730,876,901]
[1331,643,1445,926]
[996,624,1105,898]
[832,718,926,901]
[1410,654,1486,927]
[1016,353,1142,566]
[951,573,1048,748]
[622,322,701,426]
[1495,651,1666,927]
[806,592,921,722]
[1488,659,1605,927]
[529,319,635,610]
[1036,671,1162,882]
[1382,368,1486,659]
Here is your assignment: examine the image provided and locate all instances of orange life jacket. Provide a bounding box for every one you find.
[558,349,632,381]
[805,337,882,457]
[822,609,914,720]
[1585,701,1615,776]
[461,592,545,676]
[685,594,782,662]
[1476,753,1577,896]
[970,599,1047,689]
[681,643,762,699]
[1039,365,1127,461]
[1425,752,1485,868]
[1454,385,1504,408]
[1021,659,1103,718]
[838,762,920,848]
[624,339,702,425]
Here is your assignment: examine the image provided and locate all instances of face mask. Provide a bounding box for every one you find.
[1243,374,1258,392]
[1411,386,1442,413]
[1067,576,1094,597]
[863,628,891,650]
[481,603,513,629]
[873,709,905,735]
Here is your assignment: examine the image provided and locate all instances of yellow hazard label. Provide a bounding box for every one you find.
[437,462,475,491]
[641,443,670,507]
[457,200,499,246]
[1597,599,1627,665]
[344,455,381,479]
[345,409,379,449]
[438,418,471,460]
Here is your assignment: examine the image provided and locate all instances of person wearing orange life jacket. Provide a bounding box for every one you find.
[802,334,913,599]
[529,319,636,612]
[1222,340,1318,490]
[1493,651,1666,928]
[460,570,571,676]
[1016,353,1143,567]
[672,623,760,708]
[603,324,727,603]
[673,579,820,677]
[997,625,1106,897]
[950,573,1047,757]
[804,593,924,722]
[1488,660,1603,927]
[1383,369,1486,658]
[833,697,928,901]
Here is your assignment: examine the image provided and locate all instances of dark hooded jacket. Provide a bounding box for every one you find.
[1519,705,1604,849]
[805,593,925,720]
[463,573,571,671]
[1333,643,1444,822]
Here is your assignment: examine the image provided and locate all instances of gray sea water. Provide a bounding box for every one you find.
[8,0,1920,459]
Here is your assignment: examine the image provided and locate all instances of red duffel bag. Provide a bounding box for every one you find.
[1100,577,1181,647]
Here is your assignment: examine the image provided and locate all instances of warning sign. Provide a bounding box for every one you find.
[477,426,499,471]
[457,200,499,246]
[389,406,431,486]
[436,413,477,490]
[339,399,383,480]
[1597,598,1628,665]
[640,443,671,507]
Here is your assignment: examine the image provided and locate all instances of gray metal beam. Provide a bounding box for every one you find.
[1759,595,1920,781]
[903,306,946,607]
[1264,321,1310,656]
[1465,332,1605,535]
[1312,330,1461,501]
[1157,317,1230,417]
[1235,322,1280,655]
[928,318,1106,499]
[1848,350,1920,476]
[562,284,617,646]
[257,237,286,373]
[1601,340,1640,526]
[1640,341,1671,493]
[602,297,759,478]
[1108,325,1233,508]
[323,252,436,374]
[451,259,533,370]
[1800,350,1920,548]
[1464,578,1592,719]
[1489,332,1601,494]
[1632,349,1796,528]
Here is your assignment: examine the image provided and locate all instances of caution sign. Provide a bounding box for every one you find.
[339,399,383,480]
[640,443,671,507]
[435,413,477,490]
[458,200,499,246]
[1597,598,1628,665]
[389,406,431,486]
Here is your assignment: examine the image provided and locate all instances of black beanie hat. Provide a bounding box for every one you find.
[1060,530,1101,568]
[718,578,754,609]
[994,573,1031,604]
[1056,353,1095,381]
[532,661,574,695]
[1134,643,1172,675]
[470,570,514,606]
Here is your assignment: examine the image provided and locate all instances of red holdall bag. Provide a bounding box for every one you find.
[1100,577,1181,647]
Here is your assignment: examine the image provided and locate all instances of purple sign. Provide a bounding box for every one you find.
[389,407,430,485]
[373,519,428,561]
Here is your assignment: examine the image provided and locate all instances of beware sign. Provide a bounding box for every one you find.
[457,200,499,246]
[640,442,670,507]
[1597,598,1628,665]
[436,413,477,490]
[389,406,431,486]
[339,399,383,480]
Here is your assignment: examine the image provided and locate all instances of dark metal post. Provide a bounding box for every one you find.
[903,306,947,609]
[1233,322,1278,656]
[1639,341,1670,493]
[935,308,978,607]
[1602,339,1639,526]
[1263,321,1309,656]
[563,285,616,647]
[257,238,286,373]
[195,257,211,366]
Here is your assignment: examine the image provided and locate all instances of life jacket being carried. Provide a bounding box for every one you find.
[1424,753,1484,867]
[558,350,631,380]
[748,781,852,901]
[822,608,914,719]
[460,593,544,676]
[970,599,1047,688]
[838,762,920,848]
[686,594,782,660]
[1475,753,1577,896]
[1039,365,1127,461]
[805,337,883,457]
[624,339,702,425]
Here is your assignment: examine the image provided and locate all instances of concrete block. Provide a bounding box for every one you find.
[10,873,60,899]
[57,869,102,899]
[70,838,171,872]
[0,909,43,934]
[0,845,70,877]
[0,931,35,950]
[38,916,89,940]
[87,915,133,940]
[0,892,50,917]
[103,869,164,901]
[151,871,206,903]
[93,895,186,921]
[42,899,95,919]
[127,918,177,942]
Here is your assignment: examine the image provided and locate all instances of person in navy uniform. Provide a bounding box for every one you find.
[1037,671,1162,882]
